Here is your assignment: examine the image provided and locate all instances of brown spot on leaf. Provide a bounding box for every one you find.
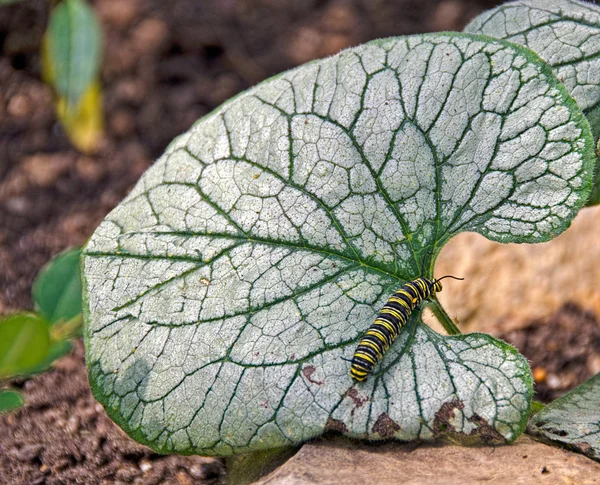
[325,417,348,434]
[346,388,368,408]
[467,414,504,444]
[432,400,505,444]
[372,413,400,437]
[302,365,324,386]
[432,399,464,434]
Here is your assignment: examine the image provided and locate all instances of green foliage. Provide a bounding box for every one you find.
[33,247,83,325]
[0,390,24,413]
[0,314,50,378]
[529,372,600,462]
[42,0,104,153]
[0,247,83,411]
[82,31,593,456]
[44,0,102,108]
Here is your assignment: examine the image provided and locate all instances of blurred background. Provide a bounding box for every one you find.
[4,1,600,483]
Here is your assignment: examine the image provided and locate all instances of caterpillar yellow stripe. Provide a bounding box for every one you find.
[350,275,461,382]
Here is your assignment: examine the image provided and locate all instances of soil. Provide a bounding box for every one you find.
[0,342,224,485]
[498,303,600,403]
[1,0,598,484]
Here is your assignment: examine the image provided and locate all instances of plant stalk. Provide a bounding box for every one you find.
[428,299,461,335]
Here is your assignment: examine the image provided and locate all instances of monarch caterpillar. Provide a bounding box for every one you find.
[349,275,463,382]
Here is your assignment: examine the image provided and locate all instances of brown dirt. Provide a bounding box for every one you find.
[3,0,595,483]
[498,303,600,403]
[0,342,224,485]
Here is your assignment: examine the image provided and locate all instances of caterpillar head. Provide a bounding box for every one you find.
[433,275,464,293]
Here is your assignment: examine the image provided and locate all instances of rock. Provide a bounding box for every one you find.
[7,93,32,118]
[287,26,323,65]
[255,436,600,485]
[431,206,600,334]
[96,0,140,29]
[132,18,169,54]
[75,156,105,183]
[20,153,73,188]
[109,108,136,137]
[428,0,466,31]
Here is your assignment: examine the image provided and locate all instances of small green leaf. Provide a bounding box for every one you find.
[83,33,594,455]
[465,0,600,205]
[0,390,24,413]
[32,247,82,325]
[43,0,102,108]
[42,0,104,153]
[28,340,73,374]
[0,314,50,378]
[529,372,600,462]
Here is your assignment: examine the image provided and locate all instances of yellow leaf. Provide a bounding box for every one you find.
[55,80,104,153]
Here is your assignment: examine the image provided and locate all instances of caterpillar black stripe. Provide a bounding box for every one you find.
[350,275,462,382]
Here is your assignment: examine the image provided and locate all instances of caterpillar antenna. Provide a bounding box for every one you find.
[435,275,464,283]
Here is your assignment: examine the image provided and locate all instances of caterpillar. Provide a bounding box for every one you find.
[349,275,463,382]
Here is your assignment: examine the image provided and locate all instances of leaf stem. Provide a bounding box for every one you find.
[49,313,83,342]
[428,299,461,335]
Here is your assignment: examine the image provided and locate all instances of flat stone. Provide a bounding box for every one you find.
[432,205,600,334]
[255,435,600,485]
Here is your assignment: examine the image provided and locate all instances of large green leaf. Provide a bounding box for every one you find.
[529,372,600,462]
[32,247,82,325]
[465,0,600,204]
[82,33,594,456]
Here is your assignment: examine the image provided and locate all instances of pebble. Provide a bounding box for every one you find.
[546,374,562,390]
[429,0,466,31]
[113,78,147,104]
[67,415,80,434]
[321,3,358,32]
[587,354,600,375]
[75,156,105,183]
[110,109,137,137]
[7,93,32,118]
[139,458,153,473]
[287,26,323,65]
[174,471,194,485]
[96,0,140,29]
[21,154,73,187]
[132,18,169,54]
[4,195,31,215]
[60,212,91,238]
